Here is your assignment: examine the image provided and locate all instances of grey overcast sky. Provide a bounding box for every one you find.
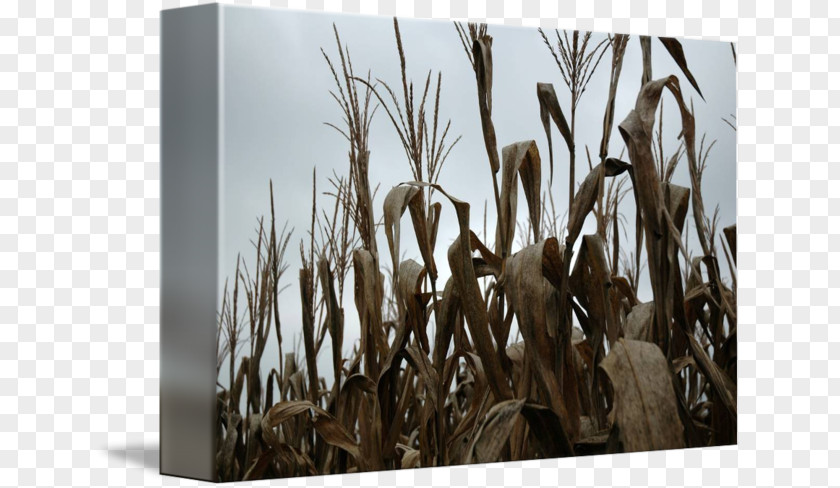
[217,5,736,386]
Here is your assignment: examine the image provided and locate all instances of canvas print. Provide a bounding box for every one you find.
[161,4,736,482]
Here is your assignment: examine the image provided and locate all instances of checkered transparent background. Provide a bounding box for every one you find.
[0,0,835,486]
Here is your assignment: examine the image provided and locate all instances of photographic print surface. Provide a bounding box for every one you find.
[177,4,736,481]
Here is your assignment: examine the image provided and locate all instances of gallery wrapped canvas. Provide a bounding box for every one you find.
[161,3,736,481]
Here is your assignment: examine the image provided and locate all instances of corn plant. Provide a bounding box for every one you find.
[214,19,736,480]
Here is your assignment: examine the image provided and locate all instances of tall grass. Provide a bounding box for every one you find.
[214,19,736,480]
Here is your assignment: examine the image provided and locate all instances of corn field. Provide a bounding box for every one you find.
[215,19,736,481]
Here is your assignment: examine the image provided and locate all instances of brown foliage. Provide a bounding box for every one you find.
[214,20,736,481]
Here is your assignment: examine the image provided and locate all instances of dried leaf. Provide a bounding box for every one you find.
[405,181,514,401]
[599,339,684,452]
[472,35,500,174]
[498,140,542,255]
[658,37,704,101]
[377,260,425,446]
[672,355,695,375]
[618,80,669,238]
[221,412,240,480]
[723,224,736,265]
[504,238,577,445]
[599,35,629,161]
[570,235,614,350]
[341,373,376,396]
[432,277,459,376]
[384,185,420,275]
[685,332,737,418]
[400,344,440,408]
[519,402,576,458]
[604,157,631,176]
[427,201,442,254]
[353,249,387,379]
[467,398,526,464]
[299,268,320,404]
[567,161,628,246]
[318,259,344,388]
[537,82,573,183]
[611,275,639,306]
[383,185,437,282]
[624,301,655,342]
[312,414,361,460]
[639,36,652,86]
[661,182,691,233]
[473,35,494,114]
[398,446,421,469]
[398,258,430,351]
[262,400,361,460]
